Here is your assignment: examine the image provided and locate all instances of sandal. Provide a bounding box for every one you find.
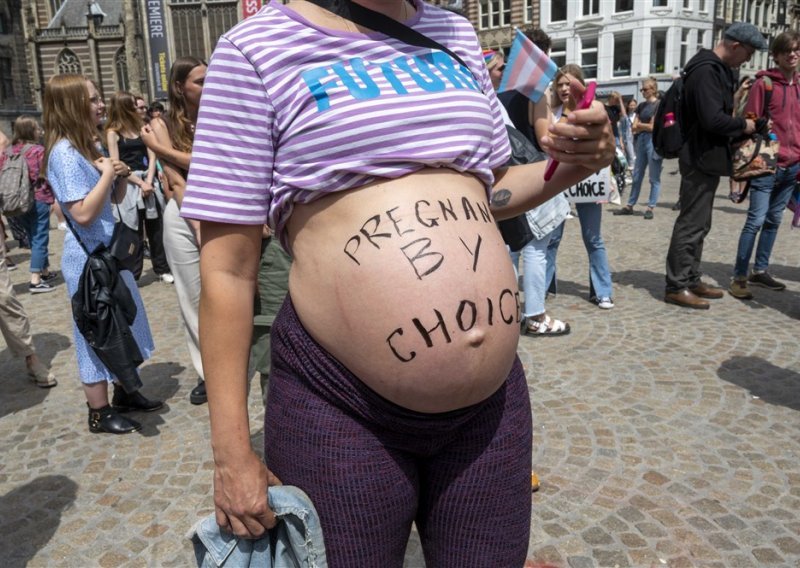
[27,359,58,388]
[524,315,570,337]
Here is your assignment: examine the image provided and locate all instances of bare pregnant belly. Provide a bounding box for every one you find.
[285,169,521,413]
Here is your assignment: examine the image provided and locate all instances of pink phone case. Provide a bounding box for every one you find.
[543,81,597,181]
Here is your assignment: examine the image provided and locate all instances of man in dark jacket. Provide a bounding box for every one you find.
[664,22,765,309]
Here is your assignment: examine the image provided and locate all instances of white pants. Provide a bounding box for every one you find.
[162,200,204,380]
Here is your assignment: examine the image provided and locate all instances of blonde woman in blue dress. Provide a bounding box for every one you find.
[44,75,161,434]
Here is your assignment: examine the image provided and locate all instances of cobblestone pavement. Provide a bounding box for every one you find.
[1,171,799,568]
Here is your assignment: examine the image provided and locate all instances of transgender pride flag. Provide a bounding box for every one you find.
[498,29,558,103]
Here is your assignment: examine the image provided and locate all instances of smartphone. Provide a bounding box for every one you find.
[544,81,598,181]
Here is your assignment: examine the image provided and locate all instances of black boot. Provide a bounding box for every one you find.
[87,404,141,434]
[189,380,207,405]
[112,384,164,412]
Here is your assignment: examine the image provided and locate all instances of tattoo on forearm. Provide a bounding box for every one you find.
[491,189,512,207]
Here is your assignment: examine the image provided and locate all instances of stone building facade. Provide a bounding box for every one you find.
[6,0,800,135]
[0,0,36,135]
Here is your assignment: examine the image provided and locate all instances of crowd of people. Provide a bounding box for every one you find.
[0,3,797,564]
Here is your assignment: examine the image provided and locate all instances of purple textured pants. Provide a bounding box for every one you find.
[266,296,533,567]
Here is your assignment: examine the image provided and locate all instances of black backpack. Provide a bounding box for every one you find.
[652,79,683,159]
[653,62,719,159]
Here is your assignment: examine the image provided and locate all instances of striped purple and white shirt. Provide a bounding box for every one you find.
[181,0,511,246]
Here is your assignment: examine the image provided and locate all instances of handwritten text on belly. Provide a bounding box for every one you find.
[341,198,520,362]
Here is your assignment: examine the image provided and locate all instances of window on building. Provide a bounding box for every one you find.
[613,34,632,77]
[699,0,707,11]
[0,8,11,35]
[207,2,240,50]
[551,0,567,22]
[650,30,667,73]
[583,0,599,16]
[114,48,129,92]
[56,49,82,75]
[753,3,760,26]
[653,0,668,6]
[680,28,691,67]
[733,0,743,19]
[581,36,598,79]
[479,0,511,29]
[616,0,633,12]
[49,0,66,17]
[551,39,566,68]
[0,57,12,101]
[171,0,238,59]
[523,0,535,23]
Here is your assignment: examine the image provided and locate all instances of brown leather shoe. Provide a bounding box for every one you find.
[664,289,710,309]
[690,281,724,299]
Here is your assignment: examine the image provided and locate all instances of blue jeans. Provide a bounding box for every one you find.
[628,133,663,208]
[733,163,799,277]
[19,200,51,273]
[509,231,552,317]
[546,202,613,299]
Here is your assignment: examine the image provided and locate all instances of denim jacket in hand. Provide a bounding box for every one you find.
[189,485,327,568]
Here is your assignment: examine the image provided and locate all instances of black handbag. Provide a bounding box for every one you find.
[109,218,140,273]
[496,127,548,251]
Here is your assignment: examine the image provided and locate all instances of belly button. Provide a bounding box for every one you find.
[464,329,486,348]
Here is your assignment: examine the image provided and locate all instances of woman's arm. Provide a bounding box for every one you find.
[199,220,280,538]
[637,111,655,133]
[531,95,552,145]
[64,157,117,226]
[615,93,627,118]
[162,161,187,205]
[145,147,157,186]
[162,160,201,243]
[141,119,192,171]
[492,100,615,220]
[631,115,643,134]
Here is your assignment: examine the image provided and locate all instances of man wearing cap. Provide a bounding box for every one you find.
[664,22,766,309]
[729,30,800,300]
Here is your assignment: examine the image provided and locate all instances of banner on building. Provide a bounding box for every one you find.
[243,0,264,19]
[565,168,612,203]
[146,0,171,100]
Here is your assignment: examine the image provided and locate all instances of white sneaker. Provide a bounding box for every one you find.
[159,273,175,284]
[596,297,615,309]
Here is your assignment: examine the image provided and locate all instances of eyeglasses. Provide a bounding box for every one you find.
[89,95,102,104]
[497,64,506,73]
